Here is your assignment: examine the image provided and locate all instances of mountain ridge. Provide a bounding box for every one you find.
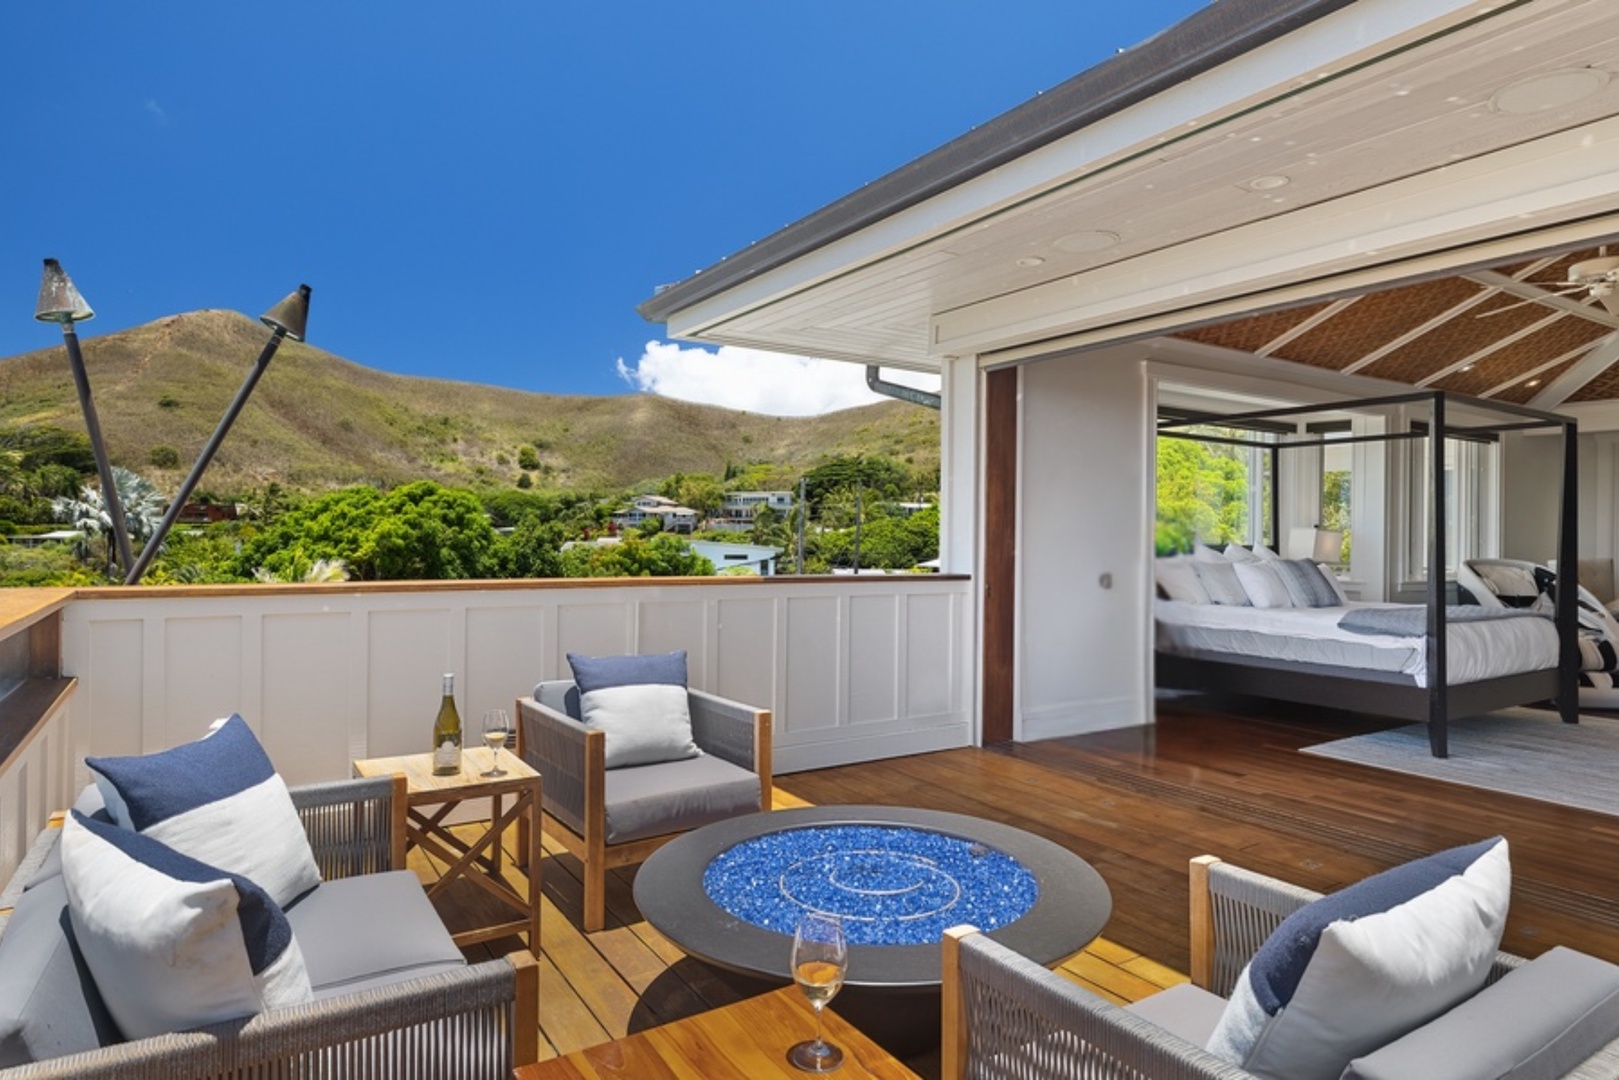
[0,310,939,495]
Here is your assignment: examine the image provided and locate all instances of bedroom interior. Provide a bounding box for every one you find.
[1152,389,1581,757]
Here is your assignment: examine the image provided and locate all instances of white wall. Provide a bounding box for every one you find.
[1016,344,1151,740]
[1504,430,1566,563]
[57,579,974,787]
[0,696,75,889]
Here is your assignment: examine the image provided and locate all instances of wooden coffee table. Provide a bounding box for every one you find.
[512,986,921,1079]
[352,749,541,955]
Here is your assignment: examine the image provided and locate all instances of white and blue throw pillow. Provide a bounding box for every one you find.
[1207,836,1510,1080]
[60,811,312,1040]
[86,714,321,908]
[568,650,699,769]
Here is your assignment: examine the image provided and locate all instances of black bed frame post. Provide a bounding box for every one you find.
[1269,446,1281,553]
[1557,418,1580,725]
[1427,393,1449,758]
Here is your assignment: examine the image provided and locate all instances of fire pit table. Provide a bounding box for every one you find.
[632,805,1111,1057]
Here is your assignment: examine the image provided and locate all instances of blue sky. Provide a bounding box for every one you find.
[4,3,1205,414]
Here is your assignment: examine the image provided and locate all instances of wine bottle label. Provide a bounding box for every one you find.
[433,738,460,772]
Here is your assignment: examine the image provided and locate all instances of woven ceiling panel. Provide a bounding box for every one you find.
[1358,298,1568,384]
[1491,356,1583,405]
[1276,278,1485,371]
[1172,303,1331,355]
[1428,320,1612,396]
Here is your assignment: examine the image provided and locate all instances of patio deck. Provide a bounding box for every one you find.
[399,692,1619,1068]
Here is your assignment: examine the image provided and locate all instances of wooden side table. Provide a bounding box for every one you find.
[353,748,541,955]
[513,986,922,1079]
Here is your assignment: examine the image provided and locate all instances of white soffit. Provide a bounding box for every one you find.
[667,0,1619,369]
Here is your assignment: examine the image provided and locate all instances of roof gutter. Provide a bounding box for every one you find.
[639,0,1355,326]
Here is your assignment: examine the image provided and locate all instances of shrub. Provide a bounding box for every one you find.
[149,445,181,468]
[517,445,541,471]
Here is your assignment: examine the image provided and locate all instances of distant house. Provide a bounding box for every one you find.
[688,539,783,576]
[611,495,698,534]
[709,490,794,532]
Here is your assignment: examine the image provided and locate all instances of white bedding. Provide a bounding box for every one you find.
[1155,599,1560,687]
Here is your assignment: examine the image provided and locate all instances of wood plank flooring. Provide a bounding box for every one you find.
[424,791,1183,1072]
[422,693,1619,1069]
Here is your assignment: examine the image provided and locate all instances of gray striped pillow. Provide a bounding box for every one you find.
[1276,559,1340,607]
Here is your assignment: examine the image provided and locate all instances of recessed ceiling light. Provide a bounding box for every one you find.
[1052,230,1121,254]
[1491,68,1610,115]
[1526,379,1541,387]
[1247,175,1290,191]
[1015,256,1045,268]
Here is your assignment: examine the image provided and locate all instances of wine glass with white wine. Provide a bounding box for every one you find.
[480,709,510,778]
[788,912,847,1073]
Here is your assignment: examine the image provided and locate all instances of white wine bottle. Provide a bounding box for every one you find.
[432,673,462,775]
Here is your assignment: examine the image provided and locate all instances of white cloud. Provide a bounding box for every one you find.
[144,99,170,125]
[617,341,939,417]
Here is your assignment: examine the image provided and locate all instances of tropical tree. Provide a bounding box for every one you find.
[559,534,714,578]
[51,466,166,572]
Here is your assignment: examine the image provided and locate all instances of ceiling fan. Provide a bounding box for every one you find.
[1480,250,1619,318]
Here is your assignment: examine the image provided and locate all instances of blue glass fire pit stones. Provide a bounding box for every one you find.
[702,823,1039,946]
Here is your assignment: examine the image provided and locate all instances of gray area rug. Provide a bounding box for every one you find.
[1301,708,1619,816]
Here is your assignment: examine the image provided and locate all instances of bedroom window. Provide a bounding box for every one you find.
[1407,432,1494,578]
[1155,425,1274,553]
[1319,438,1353,568]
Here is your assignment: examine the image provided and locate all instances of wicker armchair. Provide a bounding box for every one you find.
[942,856,1619,1080]
[0,775,539,1080]
[517,681,771,932]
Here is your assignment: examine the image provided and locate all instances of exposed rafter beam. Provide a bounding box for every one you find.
[1416,310,1568,388]
[1530,332,1619,408]
[1255,296,1360,357]
[1464,270,1619,329]
[1338,258,1559,376]
[1481,342,1595,398]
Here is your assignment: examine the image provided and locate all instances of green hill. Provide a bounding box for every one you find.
[0,310,939,495]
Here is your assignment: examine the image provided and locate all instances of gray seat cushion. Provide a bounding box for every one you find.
[603,753,761,845]
[0,875,121,1065]
[21,787,109,893]
[1126,982,1228,1048]
[285,871,465,999]
[536,680,582,721]
[1344,946,1619,1080]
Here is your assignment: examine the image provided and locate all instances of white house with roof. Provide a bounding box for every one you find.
[640,0,1619,750]
[610,494,699,534]
[710,490,794,532]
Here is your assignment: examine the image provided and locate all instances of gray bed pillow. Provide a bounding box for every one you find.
[1275,559,1340,607]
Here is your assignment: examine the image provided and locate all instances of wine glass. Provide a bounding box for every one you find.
[787,912,847,1073]
[480,709,510,777]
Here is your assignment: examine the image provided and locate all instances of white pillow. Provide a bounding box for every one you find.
[1233,562,1292,608]
[568,651,699,769]
[86,715,321,908]
[1252,544,1281,562]
[1193,560,1250,606]
[1222,543,1261,563]
[61,811,312,1040]
[1192,542,1226,562]
[1476,563,1539,598]
[1208,838,1509,1080]
[1156,557,1211,604]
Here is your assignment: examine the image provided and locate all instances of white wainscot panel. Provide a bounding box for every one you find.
[163,616,243,748]
[713,598,777,713]
[84,618,144,758]
[262,612,353,786]
[848,595,899,725]
[555,602,631,668]
[465,605,547,719]
[367,609,452,759]
[783,596,841,735]
[637,599,709,676]
[905,592,956,718]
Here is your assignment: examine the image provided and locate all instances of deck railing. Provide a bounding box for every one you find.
[0,574,973,884]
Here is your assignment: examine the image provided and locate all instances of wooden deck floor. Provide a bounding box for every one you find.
[432,693,1619,1068]
[427,792,1184,1071]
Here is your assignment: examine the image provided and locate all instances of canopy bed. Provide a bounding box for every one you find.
[1154,390,1579,758]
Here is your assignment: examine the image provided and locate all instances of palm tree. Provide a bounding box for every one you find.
[53,467,167,574]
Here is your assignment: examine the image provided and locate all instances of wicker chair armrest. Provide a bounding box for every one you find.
[688,690,768,770]
[2,953,538,1080]
[1193,858,1321,997]
[289,775,404,879]
[516,696,589,825]
[0,823,64,931]
[945,929,1251,1080]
